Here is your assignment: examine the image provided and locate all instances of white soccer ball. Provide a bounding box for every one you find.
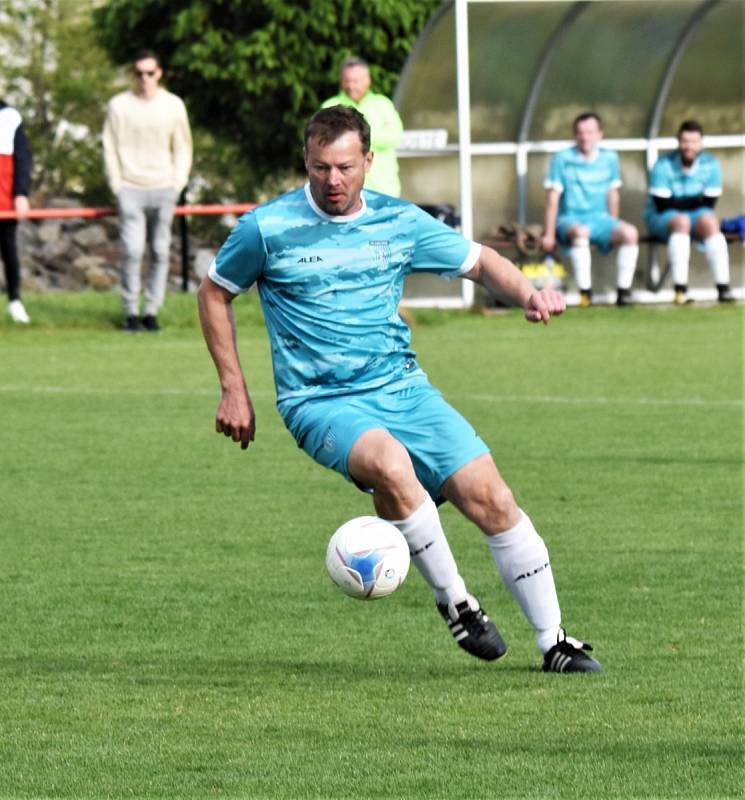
[326,516,410,600]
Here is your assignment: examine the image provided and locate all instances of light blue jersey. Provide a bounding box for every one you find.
[209,185,480,416]
[644,150,722,229]
[545,146,621,218]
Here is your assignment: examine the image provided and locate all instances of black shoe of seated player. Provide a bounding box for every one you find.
[616,288,633,307]
[717,285,735,303]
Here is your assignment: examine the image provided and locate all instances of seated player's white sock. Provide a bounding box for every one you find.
[703,232,730,285]
[485,510,561,653]
[668,232,691,287]
[569,238,592,291]
[389,496,467,606]
[616,243,639,290]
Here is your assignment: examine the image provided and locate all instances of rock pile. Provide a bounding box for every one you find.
[6,200,218,295]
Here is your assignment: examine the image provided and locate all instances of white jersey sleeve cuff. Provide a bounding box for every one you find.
[448,241,482,279]
[544,180,564,194]
[207,259,246,295]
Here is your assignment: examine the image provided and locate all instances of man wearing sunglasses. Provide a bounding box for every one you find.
[103,50,193,332]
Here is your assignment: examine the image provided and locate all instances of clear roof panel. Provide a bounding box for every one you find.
[396,2,572,142]
[397,1,742,142]
[467,1,571,141]
[395,6,459,139]
[660,0,745,135]
[529,0,701,139]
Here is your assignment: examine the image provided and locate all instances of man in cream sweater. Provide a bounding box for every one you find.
[103,50,192,332]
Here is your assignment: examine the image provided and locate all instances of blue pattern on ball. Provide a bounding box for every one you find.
[340,548,388,593]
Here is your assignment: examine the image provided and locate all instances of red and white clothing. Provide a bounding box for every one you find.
[0,101,32,304]
[0,101,31,211]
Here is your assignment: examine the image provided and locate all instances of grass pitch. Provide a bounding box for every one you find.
[0,292,742,799]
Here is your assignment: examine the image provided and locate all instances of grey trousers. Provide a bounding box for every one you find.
[117,186,177,316]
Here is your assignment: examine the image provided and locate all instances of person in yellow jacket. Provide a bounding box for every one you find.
[321,58,404,197]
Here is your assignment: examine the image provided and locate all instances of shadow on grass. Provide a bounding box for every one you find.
[0,652,546,684]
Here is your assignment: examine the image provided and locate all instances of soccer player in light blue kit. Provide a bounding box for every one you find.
[542,112,639,307]
[645,119,734,305]
[198,106,601,673]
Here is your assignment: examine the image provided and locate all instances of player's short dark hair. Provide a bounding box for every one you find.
[304,105,371,154]
[678,119,703,137]
[573,112,602,131]
[133,49,161,67]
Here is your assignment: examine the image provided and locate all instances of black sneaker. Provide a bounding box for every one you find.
[717,285,735,303]
[616,288,633,307]
[542,628,602,673]
[141,314,161,332]
[437,594,507,661]
[122,315,142,332]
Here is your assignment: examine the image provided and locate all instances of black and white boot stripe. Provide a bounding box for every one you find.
[437,594,507,661]
[542,628,602,673]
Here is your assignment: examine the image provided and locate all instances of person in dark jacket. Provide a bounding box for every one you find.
[0,99,32,323]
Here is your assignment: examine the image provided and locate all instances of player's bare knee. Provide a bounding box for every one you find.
[570,225,590,241]
[368,455,424,518]
[696,214,719,238]
[350,432,415,493]
[376,457,415,495]
[621,223,638,244]
[669,214,691,234]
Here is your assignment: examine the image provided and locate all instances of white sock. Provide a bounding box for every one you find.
[569,238,592,291]
[703,233,730,285]
[485,510,561,653]
[616,244,638,290]
[389,496,467,606]
[668,232,691,287]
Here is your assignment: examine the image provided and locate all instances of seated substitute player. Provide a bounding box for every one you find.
[644,119,734,305]
[198,106,602,673]
[541,112,639,307]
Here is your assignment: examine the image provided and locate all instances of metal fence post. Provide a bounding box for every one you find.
[179,188,189,291]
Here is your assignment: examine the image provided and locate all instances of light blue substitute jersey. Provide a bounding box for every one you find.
[545,146,621,217]
[644,150,722,218]
[208,184,480,414]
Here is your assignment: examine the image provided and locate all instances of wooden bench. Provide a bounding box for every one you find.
[480,231,741,292]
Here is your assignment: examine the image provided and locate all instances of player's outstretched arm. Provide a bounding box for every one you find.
[465,245,566,325]
[197,276,256,450]
[541,188,560,253]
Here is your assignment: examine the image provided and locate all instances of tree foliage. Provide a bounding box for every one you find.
[0,0,123,203]
[93,0,442,195]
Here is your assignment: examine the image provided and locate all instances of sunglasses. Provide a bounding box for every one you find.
[134,69,157,78]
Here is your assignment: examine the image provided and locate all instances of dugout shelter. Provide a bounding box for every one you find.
[395,0,744,307]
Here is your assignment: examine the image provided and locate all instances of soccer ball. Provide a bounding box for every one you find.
[326,516,410,600]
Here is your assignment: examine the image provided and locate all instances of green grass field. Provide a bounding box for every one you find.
[0,292,742,799]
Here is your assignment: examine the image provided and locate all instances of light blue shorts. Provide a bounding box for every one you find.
[281,378,489,502]
[645,207,715,242]
[557,211,620,253]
